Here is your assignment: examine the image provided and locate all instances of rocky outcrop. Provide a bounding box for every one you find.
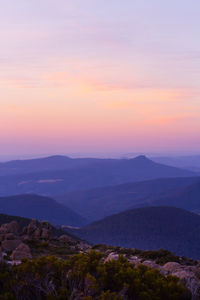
[0,219,90,265]
[1,239,21,252]
[22,219,52,240]
[0,221,20,234]
[0,219,52,262]
[162,262,200,300]
[102,251,200,300]
[11,243,32,260]
[41,228,50,239]
[140,261,200,299]
[32,228,41,239]
[104,252,119,262]
[22,219,38,236]
[142,260,162,271]
[129,256,142,267]
[1,218,198,299]
[0,221,20,247]
[0,221,21,252]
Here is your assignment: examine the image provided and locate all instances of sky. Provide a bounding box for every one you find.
[0,0,200,158]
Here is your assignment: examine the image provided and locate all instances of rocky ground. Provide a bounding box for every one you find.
[93,245,200,300]
[0,219,91,263]
[0,220,200,299]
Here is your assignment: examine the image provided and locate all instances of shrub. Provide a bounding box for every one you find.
[0,251,191,300]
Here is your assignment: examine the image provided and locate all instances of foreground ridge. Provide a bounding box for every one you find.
[0,218,200,299]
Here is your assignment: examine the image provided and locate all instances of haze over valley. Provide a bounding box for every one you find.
[0,154,200,261]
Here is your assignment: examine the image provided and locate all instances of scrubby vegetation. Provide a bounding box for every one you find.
[0,251,190,300]
[25,237,82,259]
[92,245,198,266]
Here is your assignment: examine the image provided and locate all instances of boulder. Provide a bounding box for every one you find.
[129,256,142,267]
[105,252,119,262]
[162,262,181,273]
[40,221,52,239]
[32,228,41,239]
[1,239,21,252]
[0,221,19,234]
[26,219,38,235]
[0,226,7,234]
[163,262,200,300]
[173,269,200,300]
[22,220,52,240]
[41,228,50,239]
[11,243,32,260]
[142,260,162,271]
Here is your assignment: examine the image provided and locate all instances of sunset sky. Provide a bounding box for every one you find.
[0,0,200,158]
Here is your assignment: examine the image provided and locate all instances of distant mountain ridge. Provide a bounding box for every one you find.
[57,176,200,221]
[0,155,96,176]
[0,155,196,197]
[0,194,87,226]
[151,155,200,172]
[72,206,200,259]
[145,181,200,213]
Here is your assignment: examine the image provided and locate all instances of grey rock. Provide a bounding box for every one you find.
[0,221,19,234]
[105,252,119,262]
[11,243,32,260]
[1,239,21,252]
[162,262,200,300]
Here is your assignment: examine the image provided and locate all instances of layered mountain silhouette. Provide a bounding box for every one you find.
[71,206,200,259]
[151,155,200,173]
[57,177,200,221]
[0,155,97,176]
[0,194,87,226]
[145,181,200,213]
[0,155,196,197]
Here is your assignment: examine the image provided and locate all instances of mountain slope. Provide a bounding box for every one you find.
[151,155,200,172]
[0,155,97,176]
[0,194,87,226]
[0,155,196,197]
[148,181,200,213]
[72,207,200,259]
[56,177,200,221]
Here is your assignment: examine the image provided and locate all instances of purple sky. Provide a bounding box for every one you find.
[0,0,200,158]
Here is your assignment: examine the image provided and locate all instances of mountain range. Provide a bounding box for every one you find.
[0,194,86,226]
[151,155,200,172]
[0,155,97,176]
[1,154,200,261]
[57,176,200,221]
[0,155,197,197]
[144,181,200,213]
